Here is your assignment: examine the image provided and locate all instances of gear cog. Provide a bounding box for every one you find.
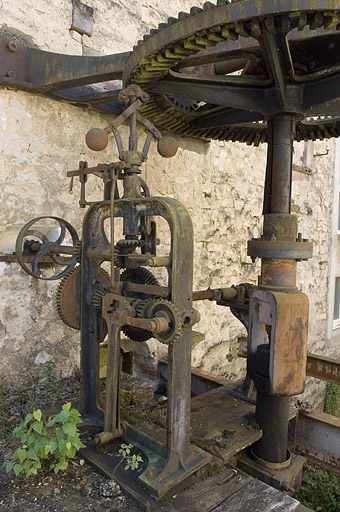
[55,266,110,329]
[123,2,340,145]
[146,299,182,344]
[120,267,161,342]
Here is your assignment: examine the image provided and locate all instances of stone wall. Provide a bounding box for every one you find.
[0,1,336,408]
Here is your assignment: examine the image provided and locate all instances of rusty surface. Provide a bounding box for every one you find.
[192,286,238,302]
[1,2,340,143]
[295,410,340,471]
[258,259,297,289]
[248,240,313,261]
[0,34,129,92]
[238,450,307,495]
[9,2,339,496]
[122,0,340,145]
[306,353,340,385]
[15,216,80,280]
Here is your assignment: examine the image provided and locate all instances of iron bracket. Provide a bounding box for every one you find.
[0,33,129,103]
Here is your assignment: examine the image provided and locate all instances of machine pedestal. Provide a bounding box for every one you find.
[237,450,307,495]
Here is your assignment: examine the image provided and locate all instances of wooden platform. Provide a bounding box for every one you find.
[81,378,311,511]
[157,466,309,512]
[190,381,261,460]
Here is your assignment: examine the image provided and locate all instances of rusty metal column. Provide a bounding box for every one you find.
[268,116,294,215]
[250,115,300,464]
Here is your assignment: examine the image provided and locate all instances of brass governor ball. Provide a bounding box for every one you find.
[86,128,108,151]
[157,136,178,158]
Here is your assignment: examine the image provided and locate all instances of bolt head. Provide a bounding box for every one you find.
[8,42,17,52]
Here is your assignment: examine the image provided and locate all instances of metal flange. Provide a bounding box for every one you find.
[247,239,313,260]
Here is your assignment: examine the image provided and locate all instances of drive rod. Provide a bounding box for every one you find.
[192,287,237,302]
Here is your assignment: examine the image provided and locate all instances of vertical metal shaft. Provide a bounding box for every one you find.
[254,392,290,463]
[253,114,296,464]
[129,95,137,151]
[269,116,294,215]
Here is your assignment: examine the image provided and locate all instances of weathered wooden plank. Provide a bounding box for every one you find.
[157,466,252,512]
[190,382,262,461]
[211,478,302,512]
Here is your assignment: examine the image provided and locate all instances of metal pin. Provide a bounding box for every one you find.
[217,468,238,485]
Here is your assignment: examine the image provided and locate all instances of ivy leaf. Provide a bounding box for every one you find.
[33,410,42,422]
[62,423,77,436]
[24,413,33,426]
[32,421,44,434]
[13,464,23,476]
[5,461,13,473]
[16,448,27,463]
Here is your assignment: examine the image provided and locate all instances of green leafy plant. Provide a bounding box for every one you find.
[324,382,340,417]
[4,402,85,478]
[295,465,340,512]
[118,443,144,471]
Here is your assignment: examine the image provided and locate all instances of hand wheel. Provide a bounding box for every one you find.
[15,216,80,280]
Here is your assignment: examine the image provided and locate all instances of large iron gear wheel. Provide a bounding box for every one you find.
[120,267,161,342]
[55,266,110,330]
[123,0,340,145]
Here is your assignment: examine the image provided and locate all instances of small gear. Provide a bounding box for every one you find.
[146,299,182,344]
[133,299,149,318]
[114,238,144,268]
[121,267,159,298]
[92,288,111,311]
[116,239,144,250]
[120,267,161,342]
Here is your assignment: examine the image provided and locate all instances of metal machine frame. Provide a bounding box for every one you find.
[4,0,340,509]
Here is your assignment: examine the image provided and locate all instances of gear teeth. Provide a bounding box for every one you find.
[203,2,216,11]
[125,5,340,145]
[167,17,178,25]
[309,12,324,30]
[120,268,161,342]
[92,289,110,311]
[74,240,82,262]
[55,266,110,330]
[158,22,169,31]
[178,11,190,20]
[190,7,203,15]
[121,267,160,290]
[55,268,81,330]
[323,12,340,30]
[122,325,153,342]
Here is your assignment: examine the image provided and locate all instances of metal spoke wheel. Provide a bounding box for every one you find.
[15,216,80,280]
